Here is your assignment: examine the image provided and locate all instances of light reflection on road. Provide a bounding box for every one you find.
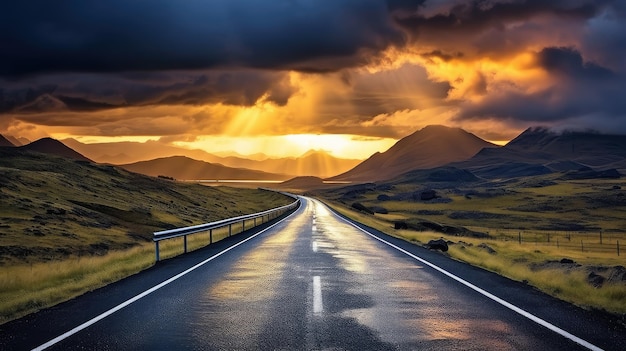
[184,197,554,350]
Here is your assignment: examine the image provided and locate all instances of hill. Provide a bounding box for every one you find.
[331,125,497,182]
[19,137,92,162]
[62,139,360,178]
[0,134,15,147]
[0,148,293,265]
[118,156,291,180]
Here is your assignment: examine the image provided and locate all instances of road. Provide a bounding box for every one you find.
[1,196,624,350]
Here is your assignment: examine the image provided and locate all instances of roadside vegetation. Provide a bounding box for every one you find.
[325,202,626,316]
[0,149,293,324]
[316,176,626,317]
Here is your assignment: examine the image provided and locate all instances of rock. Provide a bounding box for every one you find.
[607,266,626,283]
[370,206,388,214]
[477,243,497,254]
[587,272,605,288]
[560,258,575,264]
[377,194,391,201]
[420,190,438,201]
[394,221,408,229]
[351,202,374,214]
[426,238,448,252]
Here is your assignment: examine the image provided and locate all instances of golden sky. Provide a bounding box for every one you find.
[1,1,624,159]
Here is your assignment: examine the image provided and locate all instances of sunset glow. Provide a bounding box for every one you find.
[1,1,624,160]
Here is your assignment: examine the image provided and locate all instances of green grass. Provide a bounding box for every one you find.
[324,200,626,316]
[0,149,294,324]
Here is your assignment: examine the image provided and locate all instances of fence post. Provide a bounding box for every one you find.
[209,229,213,244]
[518,231,521,244]
[229,224,232,237]
[618,240,620,256]
[184,235,188,253]
[600,230,603,244]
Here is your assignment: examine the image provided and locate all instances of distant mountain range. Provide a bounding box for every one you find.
[331,125,497,182]
[61,139,361,178]
[3,125,624,184]
[118,156,290,181]
[449,127,626,180]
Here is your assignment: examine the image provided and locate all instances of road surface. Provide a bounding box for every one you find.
[1,196,624,350]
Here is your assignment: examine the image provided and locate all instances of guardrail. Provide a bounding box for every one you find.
[153,191,300,261]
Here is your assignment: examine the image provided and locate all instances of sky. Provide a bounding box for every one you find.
[1,0,625,159]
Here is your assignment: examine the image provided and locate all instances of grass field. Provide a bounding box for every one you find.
[316,176,626,317]
[325,202,626,316]
[0,149,294,324]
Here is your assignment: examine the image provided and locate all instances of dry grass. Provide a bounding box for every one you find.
[0,211,284,324]
[0,150,296,324]
[325,201,626,316]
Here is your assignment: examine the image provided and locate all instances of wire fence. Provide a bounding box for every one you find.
[467,227,624,256]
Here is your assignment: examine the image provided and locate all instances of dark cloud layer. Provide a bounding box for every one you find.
[1,0,625,137]
[0,70,294,113]
[0,0,404,77]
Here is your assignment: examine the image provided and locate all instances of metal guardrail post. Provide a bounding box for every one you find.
[155,241,160,262]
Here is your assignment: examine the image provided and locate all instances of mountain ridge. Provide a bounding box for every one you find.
[331,125,498,182]
[118,156,291,181]
[19,137,92,162]
[62,139,361,178]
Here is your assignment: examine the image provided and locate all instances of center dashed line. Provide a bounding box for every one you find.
[313,276,323,314]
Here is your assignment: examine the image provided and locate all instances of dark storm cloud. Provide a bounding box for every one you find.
[0,70,294,113]
[456,47,626,132]
[0,0,405,77]
[393,0,611,38]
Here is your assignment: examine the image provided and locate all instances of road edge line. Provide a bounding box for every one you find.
[31,204,301,351]
[319,199,604,351]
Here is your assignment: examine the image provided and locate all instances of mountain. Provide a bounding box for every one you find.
[0,134,15,147]
[4,135,30,146]
[62,139,361,178]
[19,138,92,162]
[331,125,497,182]
[61,139,220,165]
[506,127,626,168]
[451,127,626,179]
[118,156,291,181]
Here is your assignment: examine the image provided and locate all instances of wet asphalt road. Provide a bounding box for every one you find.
[1,196,624,350]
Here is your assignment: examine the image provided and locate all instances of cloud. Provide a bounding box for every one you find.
[0,0,405,77]
[1,0,625,142]
[0,70,295,113]
[454,47,626,133]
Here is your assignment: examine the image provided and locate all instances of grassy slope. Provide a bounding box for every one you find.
[316,176,626,317]
[0,149,293,323]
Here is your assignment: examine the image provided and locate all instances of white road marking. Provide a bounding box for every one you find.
[312,224,317,232]
[312,241,318,252]
[321,199,604,351]
[31,208,300,351]
[313,276,323,314]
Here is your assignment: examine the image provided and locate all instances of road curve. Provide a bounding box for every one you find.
[1,196,623,350]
